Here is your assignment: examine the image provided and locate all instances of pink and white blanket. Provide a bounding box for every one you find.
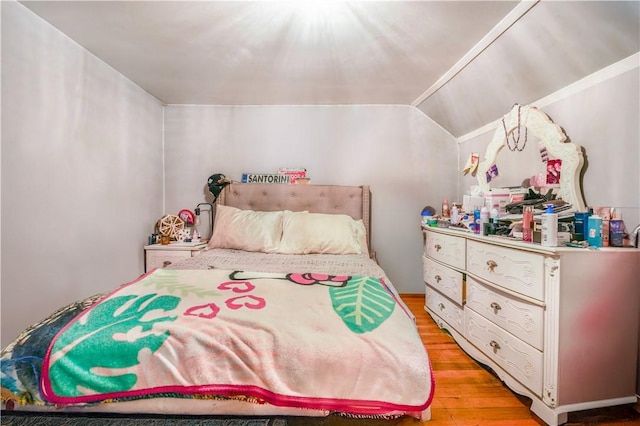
[41,268,434,417]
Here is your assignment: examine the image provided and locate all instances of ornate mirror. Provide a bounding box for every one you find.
[476,104,586,212]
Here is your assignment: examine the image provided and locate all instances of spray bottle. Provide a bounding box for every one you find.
[541,204,558,247]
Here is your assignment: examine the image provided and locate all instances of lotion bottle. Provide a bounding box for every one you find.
[541,204,558,247]
[450,204,459,225]
[587,214,603,247]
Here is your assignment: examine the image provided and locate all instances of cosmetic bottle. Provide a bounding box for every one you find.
[442,199,450,218]
[490,204,499,221]
[486,205,499,235]
[450,204,459,225]
[480,207,489,235]
[522,205,534,242]
[587,214,603,247]
[541,204,558,247]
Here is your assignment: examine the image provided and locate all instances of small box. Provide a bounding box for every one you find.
[557,232,571,245]
[485,190,511,215]
[463,195,485,213]
[276,168,307,184]
[573,212,590,241]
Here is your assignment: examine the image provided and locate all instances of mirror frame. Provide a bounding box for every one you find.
[476,104,586,212]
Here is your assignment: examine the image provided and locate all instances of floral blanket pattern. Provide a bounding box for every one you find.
[4,268,433,416]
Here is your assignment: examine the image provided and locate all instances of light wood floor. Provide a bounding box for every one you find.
[402,294,640,426]
[290,294,639,426]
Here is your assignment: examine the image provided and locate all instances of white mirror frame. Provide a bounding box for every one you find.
[477,104,587,212]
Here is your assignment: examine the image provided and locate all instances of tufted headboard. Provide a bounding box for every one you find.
[218,183,372,253]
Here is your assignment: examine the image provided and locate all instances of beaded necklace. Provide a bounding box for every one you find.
[502,104,528,152]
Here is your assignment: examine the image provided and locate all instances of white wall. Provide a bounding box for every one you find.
[163,105,458,294]
[458,65,640,228]
[0,3,165,348]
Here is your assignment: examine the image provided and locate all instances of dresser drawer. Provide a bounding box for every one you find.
[424,231,466,270]
[466,276,544,350]
[146,250,191,270]
[465,308,543,396]
[467,240,544,301]
[425,285,464,335]
[423,256,464,305]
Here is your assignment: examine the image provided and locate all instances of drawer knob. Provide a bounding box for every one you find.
[438,302,445,311]
[490,301,502,312]
[162,260,172,268]
[486,260,497,272]
[435,275,442,283]
[434,244,442,252]
[489,340,501,352]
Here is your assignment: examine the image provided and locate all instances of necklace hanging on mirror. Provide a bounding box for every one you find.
[502,104,528,152]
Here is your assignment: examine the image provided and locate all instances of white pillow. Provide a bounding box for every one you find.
[277,211,364,255]
[208,205,283,253]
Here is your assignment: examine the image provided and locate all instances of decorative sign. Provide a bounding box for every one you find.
[276,168,307,184]
[241,173,291,184]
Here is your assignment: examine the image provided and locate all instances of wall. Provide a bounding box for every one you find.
[163,105,458,295]
[0,3,165,348]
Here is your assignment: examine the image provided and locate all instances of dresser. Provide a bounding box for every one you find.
[144,242,208,272]
[422,226,640,426]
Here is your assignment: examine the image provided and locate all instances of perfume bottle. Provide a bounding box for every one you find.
[442,199,450,218]
[192,216,201,243]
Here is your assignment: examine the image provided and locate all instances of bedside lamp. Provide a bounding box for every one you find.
[194,173,231,240]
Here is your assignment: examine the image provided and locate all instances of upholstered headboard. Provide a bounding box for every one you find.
[218,184,372,253]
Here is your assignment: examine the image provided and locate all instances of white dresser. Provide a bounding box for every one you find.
[422,226,640,426]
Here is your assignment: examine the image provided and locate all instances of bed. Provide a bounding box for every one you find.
[1,184,434,421]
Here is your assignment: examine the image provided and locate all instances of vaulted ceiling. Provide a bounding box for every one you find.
[17,1,640,138]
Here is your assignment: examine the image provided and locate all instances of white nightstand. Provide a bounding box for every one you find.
[144,242,208,272]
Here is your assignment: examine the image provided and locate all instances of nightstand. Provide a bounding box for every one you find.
[144,242,208,272]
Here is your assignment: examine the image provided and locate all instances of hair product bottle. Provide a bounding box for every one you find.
[541,204,558,247]
[473,209,481,234]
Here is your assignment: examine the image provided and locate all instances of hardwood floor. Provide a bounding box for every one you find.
[400,294,640,426]
[287,294,639,426]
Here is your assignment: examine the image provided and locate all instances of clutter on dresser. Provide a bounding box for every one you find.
[429,104,636,250]
[420,205,437,226]
[421,195,633,249]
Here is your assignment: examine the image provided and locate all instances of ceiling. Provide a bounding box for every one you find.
[17,1,640,137]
